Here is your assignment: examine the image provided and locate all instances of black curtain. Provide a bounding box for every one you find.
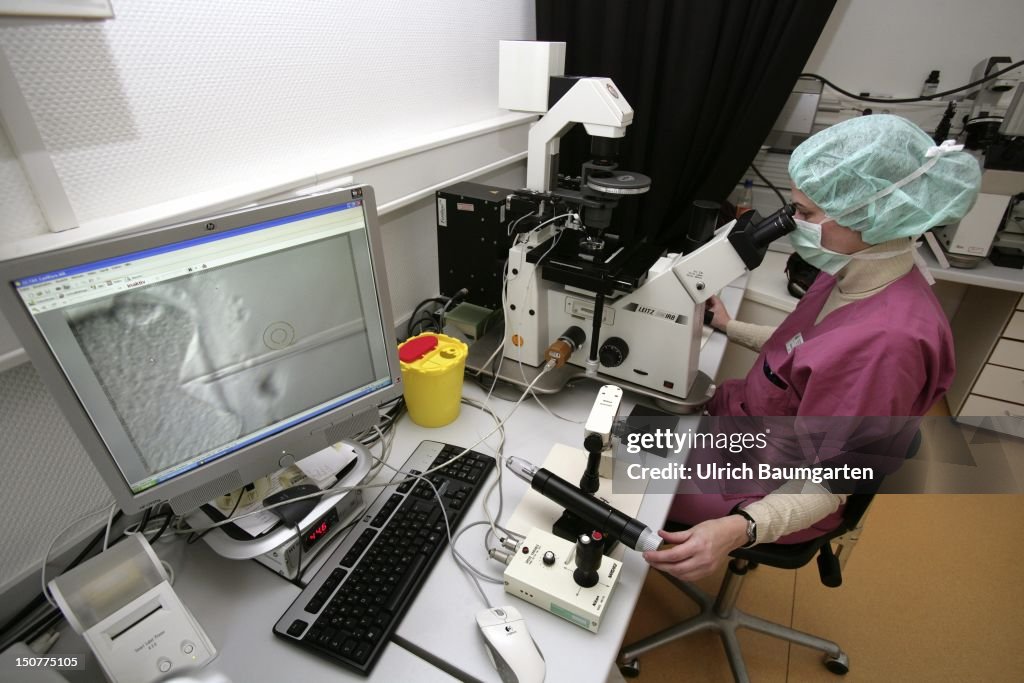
[536,0,836,248]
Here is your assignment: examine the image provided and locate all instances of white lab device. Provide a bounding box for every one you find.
[585,385,622,478]
[502,213,761,406]
[475,605,546,683]
[934,170,1024,266]
[965,57,1023,131]
[502,528,621,633]
[49,534,216,683]
[485,42,794,411]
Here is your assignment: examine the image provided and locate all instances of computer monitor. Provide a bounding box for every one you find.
[0,186,403,515]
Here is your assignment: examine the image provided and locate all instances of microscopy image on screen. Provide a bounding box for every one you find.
[64,234,376,476]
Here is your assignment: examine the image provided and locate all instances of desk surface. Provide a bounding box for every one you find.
[48,537,457,683]
[36,291,738,683]
[388,309,733,683]
[388,386,661,683]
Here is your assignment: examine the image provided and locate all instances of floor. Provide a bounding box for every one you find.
[621,403,1024,682]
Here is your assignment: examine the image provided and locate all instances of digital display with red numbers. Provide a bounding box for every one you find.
[301,508,339,551]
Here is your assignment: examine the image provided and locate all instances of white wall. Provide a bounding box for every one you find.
[0,0,535,594]
[0,0,537,367]
[806,0,1024,98]
[0,1,535,234]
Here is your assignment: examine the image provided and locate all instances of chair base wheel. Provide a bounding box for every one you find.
[824,651,849,675]
[619,658,640,678]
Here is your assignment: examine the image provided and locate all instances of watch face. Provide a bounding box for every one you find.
[743,517,756,546]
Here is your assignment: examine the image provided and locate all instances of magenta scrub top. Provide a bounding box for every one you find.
[708,267,955,418]
[669,267,952,540]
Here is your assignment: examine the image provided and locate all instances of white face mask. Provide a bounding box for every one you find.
[790,218,915,275]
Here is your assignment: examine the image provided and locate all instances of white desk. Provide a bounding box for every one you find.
[46,539,457,683]
[33,289,739,683]
[390,308,735,683]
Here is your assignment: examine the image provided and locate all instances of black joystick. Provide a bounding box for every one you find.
[573,532,605,588]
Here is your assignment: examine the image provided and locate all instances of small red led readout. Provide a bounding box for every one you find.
[308,521,329,542]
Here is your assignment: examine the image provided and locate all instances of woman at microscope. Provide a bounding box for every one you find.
[644,115,981,581]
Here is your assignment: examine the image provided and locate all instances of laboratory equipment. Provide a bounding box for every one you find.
[990,192,1024,267]
[930,58,1023,266]
[441,41,795,410]
[504,456,660,553]
[48,533,216,683]
[920,70,941,98]
[0,185,403,519]
[550,385,623,550]
[274,440,495,674]
[763,76,823,153]
[933,169,1024,266]
[963,57,1023,152]
[497,528,622,633]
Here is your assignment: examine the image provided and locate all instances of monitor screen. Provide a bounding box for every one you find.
[0,186,403,514]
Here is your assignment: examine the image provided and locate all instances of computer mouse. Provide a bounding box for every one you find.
[475,605,545,683]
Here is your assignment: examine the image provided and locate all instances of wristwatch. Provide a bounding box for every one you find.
[734,509,757,548]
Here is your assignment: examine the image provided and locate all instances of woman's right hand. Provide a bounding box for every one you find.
[706,295,732,332]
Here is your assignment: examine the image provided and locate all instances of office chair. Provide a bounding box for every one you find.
[618,431,921,682]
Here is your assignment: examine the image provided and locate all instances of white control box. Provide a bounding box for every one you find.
[503,528,621,633]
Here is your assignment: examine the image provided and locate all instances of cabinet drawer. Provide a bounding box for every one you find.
[958,395,1024,438]
[973,364,1024,404]
[960,394,1024,417]
[989,338,1024,370]
[1005,311,1024,341]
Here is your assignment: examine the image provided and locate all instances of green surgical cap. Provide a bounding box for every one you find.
[788,114,981,244]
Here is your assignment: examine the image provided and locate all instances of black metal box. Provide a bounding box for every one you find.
[436,182,514,310]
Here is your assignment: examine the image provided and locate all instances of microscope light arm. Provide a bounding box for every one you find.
[526,77,635,193]
[584,385,623,452]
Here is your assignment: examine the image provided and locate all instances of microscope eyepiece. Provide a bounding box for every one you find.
[747,203,797,249]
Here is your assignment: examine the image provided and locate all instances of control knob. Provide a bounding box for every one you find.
[598,337,629,367]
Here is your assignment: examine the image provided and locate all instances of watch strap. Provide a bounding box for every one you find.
[733,508,757,548]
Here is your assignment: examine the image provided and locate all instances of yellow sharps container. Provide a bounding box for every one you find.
[397,333,468,427]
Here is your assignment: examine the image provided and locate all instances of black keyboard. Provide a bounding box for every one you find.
[273,440,495,674]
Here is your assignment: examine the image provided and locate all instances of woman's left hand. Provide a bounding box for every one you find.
[642,516,750,581]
